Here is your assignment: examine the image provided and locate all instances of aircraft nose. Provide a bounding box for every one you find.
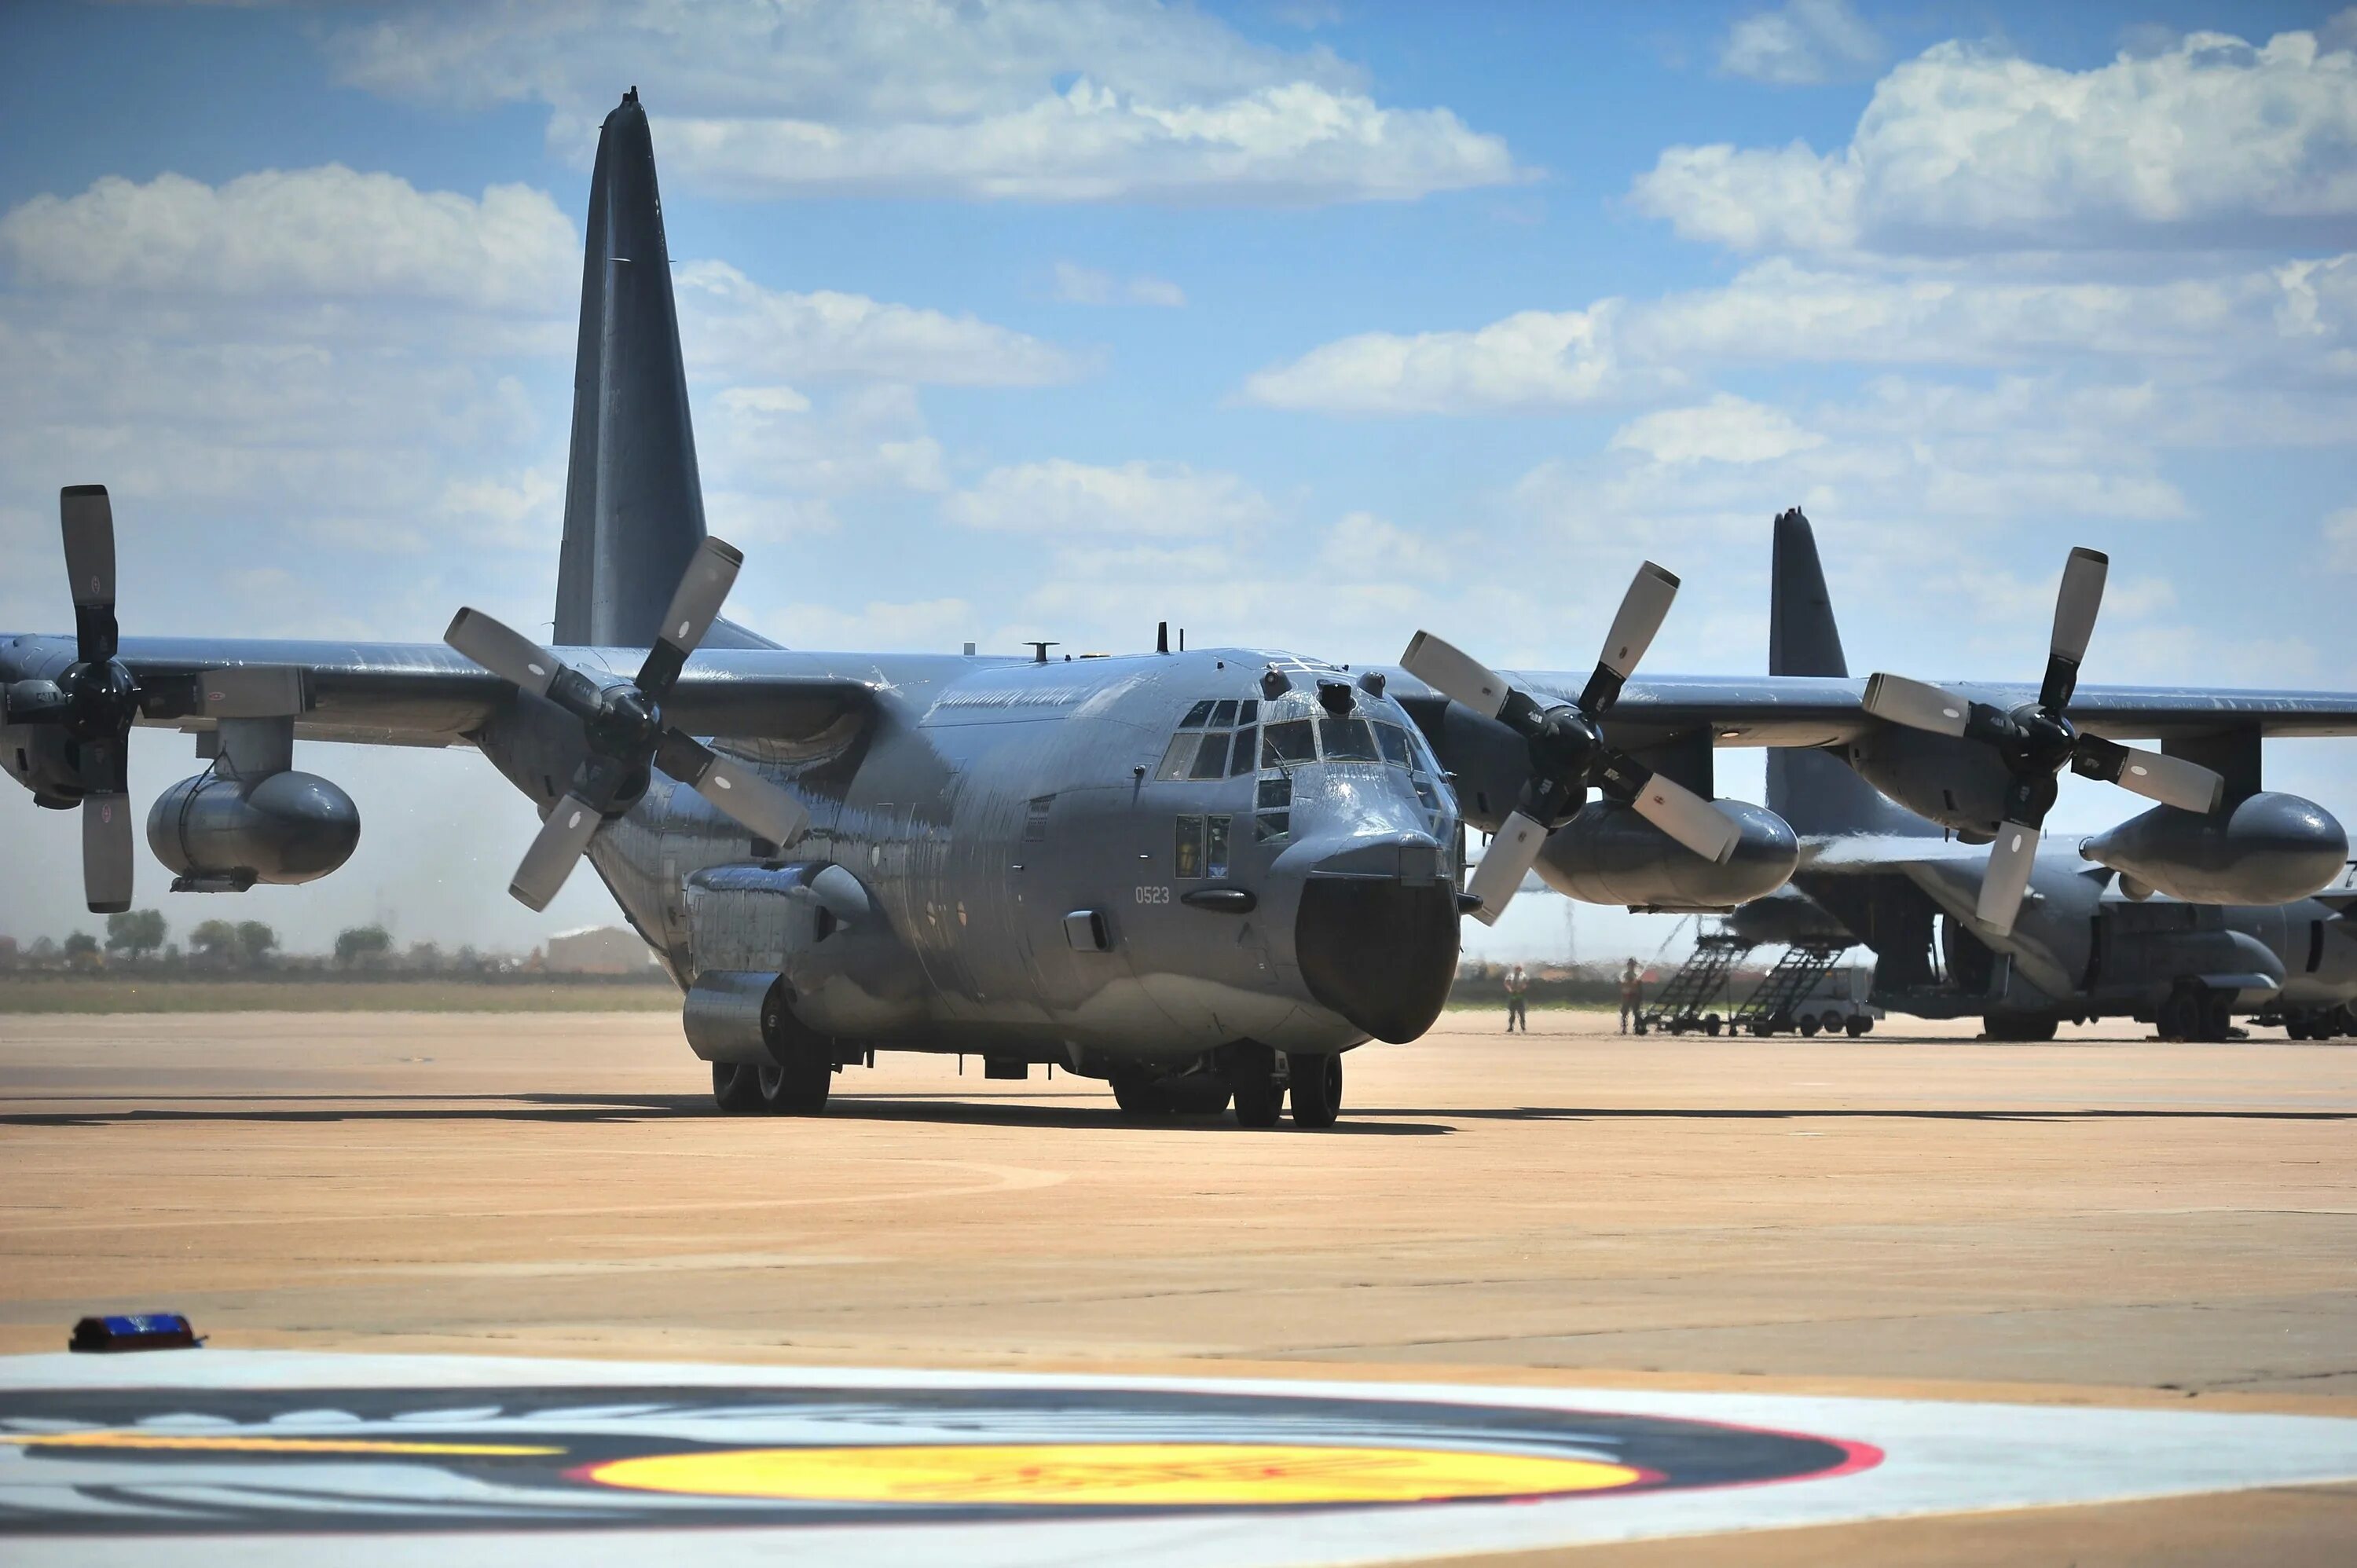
[1292,841,1461,1044]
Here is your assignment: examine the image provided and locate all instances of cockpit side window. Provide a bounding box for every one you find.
[1261,719,1314,767]
[1374,721,1413,768]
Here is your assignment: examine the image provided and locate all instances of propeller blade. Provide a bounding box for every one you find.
[1975,821,2042,934]
[445,608,564,698]
[81,791,134,914]
[1464,811,1549,925]
[658,731,809,847]
[60,484,117,665]
[2076,738,2225,815]
[1400,631,1512,719]
[508,791,604,912]
[1863,672,1973,738]
[1626,768,1742,864]
[2041,547,2107,709]
[1578,561,1679,712]
[637,537,742,697]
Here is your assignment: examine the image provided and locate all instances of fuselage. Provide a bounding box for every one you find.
[480,647,1464,1070]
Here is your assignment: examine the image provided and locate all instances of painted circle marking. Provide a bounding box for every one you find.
[586,1442,1644,1506]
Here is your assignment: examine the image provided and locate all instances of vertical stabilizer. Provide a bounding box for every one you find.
[555,90,707,648]
[1766,508,1941,839]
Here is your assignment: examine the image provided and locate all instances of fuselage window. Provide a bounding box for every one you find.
[1175,815,1205,878]
[1205,815,1231,878]
[1262,719,1314,767]
[1257,774,1292,811]
[1318,716,1378,762]
[1255,811,1289,844]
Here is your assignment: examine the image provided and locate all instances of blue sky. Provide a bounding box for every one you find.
[2,0,2352,961]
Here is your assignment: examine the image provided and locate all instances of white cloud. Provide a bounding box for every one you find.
[2326,506,2357,571]
[1609,394,1824,464]
[677,261,1081,387]
[1719,0,1886,86]
[944,459,1276,537]
[1052,260,1186,306]
[1323,510,1452,579]
[0,167,574,311]
[324,0,1527,206]
[1241,303,1659,414]
[1637,27,2357,255]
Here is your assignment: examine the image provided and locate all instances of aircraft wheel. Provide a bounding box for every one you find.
[1289,1053,1343,1129]
[2285,1015,2312,1041]
[2194,989,2234,1044]
[1233,1074,1282,1128]
[2156,989,2198,1042]
[1845,1015,1870,1039]
[1798,1015,1820,1037]
[712,1061,764,1114]
[1703,1015,1722,1036]
[757,1053,832,1116]
[1164,1077,1233,1116]
[1110,1075,1171,1118]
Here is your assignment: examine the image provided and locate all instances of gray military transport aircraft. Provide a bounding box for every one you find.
[1723,512,2357,1043]
[7,92,2357,1126]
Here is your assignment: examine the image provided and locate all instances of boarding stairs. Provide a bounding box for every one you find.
[1732,943,1851,1037]
[1639,933,1754,1035]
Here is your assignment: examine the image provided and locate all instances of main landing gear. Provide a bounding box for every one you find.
[1223,1044,1341,1130]
[711,1051,831,1115]
[2155,984,2236,1043]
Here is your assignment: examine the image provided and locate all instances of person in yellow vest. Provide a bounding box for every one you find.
[1503,963,1529,1033]
[1619,958,1644,1035]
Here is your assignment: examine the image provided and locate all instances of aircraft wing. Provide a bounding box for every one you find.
[2,635,877,748]
[1426,673,2357,749]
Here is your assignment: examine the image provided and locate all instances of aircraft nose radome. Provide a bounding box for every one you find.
[1294,872,1461,1045]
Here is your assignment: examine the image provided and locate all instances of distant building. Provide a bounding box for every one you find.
[544,925,656,975]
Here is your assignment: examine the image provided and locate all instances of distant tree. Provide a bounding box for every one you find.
[404,941,442,973]
[235,921,278,968]
[61,931,100,965]
[104,910,167,962]
[334,925,392,967]
[189,918,240,965]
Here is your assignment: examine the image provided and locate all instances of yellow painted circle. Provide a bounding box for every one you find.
[585,1442,1644,1506]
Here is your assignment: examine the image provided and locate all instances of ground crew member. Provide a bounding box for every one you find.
[1503,963,1529,1033]
[1619,958,1644,1035]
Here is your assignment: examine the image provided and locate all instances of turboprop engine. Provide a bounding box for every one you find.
[147,770,361,890]
[1535,800,1796,910]
[2080,794,2347,905]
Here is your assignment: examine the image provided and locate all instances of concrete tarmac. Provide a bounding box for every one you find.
[3,1006,2355,1561]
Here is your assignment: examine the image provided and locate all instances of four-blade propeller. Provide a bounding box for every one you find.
[443,537,809,910]
[0,486,142,912]
[1860,546,2226,935]
[1402,562,1741,925]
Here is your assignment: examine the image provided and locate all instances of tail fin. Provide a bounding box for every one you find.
[554,90,712,648]
[1766,508,1939,839]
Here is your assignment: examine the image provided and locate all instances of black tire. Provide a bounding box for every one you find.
[1289,1053,1343,1129]
[2285,1016,2311,1041]
[2197,991,2234,1043]
[1845,1015,1870,1039]
[757,1052,832,1115]
[1703,1015,1722,1036]
[712,1060,764,1114]
[1111,1075,1171,1118]
[1164,1077,1233,1116]
[1233,1073,1282,1128]
[1798,1015,1820,1037]
[2331,1005,2357,1042]
[2156,990,2197,1042]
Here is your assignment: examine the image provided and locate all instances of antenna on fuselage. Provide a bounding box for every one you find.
[1157,621,1168,654]
[1028,641,1058,665]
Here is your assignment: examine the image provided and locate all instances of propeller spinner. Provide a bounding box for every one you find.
[443,537,809,910]
[1402,562,1741,925]
[1861,546,2226,936]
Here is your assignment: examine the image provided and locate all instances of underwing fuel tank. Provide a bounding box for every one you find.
[2080,793,2348,905]
[146,771,361,888]
[1534,799,1797,910]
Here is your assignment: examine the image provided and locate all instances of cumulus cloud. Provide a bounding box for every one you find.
[323,0,1527,206]
[1609,395,1824,464]
[1637,26,2357,255]
[1718,0,1886,86]
[1241,303,1664,414]
[944,459,1276,537]
[0,167,575,311]
[2327,506,2357,571]
[677,261,1081,387]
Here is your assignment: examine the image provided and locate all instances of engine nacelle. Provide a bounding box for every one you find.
[2080,793,2348,906]
[146,771,361,889]
[1534,798,1796,910]
[1846,727,2011,836]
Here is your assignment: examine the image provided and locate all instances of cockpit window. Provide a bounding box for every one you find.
[1181,699,1215,727]
[1187,732,1229,779]
[1374,721,1413,768]
[1209,699,1237,727]
[1318,716,1378,762]
[1226,729,1258,776]
[1261,719,1314,767]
